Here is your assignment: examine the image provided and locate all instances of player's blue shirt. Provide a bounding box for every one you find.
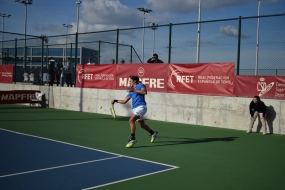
[127,83,147,109]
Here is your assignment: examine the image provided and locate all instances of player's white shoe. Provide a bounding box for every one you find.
[246,130,252,133]
[151,131,158,143]
[263,132,267,135]
[126,139,137,148]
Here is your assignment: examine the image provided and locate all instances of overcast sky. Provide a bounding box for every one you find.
[0,0,284,36]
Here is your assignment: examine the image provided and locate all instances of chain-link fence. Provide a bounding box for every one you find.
[1,13,284,85]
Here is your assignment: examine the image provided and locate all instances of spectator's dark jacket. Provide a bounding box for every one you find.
[55,63,63,75]
[147,58,164,63]
[48,60,55,74]
[249,100,267,117]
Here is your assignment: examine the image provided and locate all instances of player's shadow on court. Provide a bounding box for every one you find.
[256,105,276,134]
[132,136,238,148]
[104,117,130,121]
[0,118,97,122]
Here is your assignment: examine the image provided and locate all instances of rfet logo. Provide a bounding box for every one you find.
[137,67,145,77]
[169,69,194,87]
[77,69,94,84]
[257,77,274,97]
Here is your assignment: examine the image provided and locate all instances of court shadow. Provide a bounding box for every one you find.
[0,110,67,113]
[132,136,238,148]
[266,105,276,134]
[103,117,130,121]
[0,118,97,122]
[0,106,33,109]
[256,105,276,134]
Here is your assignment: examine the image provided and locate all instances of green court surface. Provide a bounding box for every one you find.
[1,104,285,190]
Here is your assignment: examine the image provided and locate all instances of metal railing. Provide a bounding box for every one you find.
[0,13,284,85]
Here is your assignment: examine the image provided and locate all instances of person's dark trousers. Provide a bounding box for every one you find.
[48,72,54,86]
[56,74,61,86]
[66,73,72,87]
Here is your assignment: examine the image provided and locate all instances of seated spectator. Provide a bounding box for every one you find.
[120,59,125,64]
[29,71,35,83]
[87,57,95,65]
[111,59,115,64]
[23,70,29,78]
[23,70,29,83]
[29,71,34,78]
[147,53,164,63]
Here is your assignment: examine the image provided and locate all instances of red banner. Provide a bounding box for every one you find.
[116,64,168,92]
[235,76,285,99]
[167,63,235,96]
[0,90,40,104]
[76,64,117,89]
[0,65,13,84]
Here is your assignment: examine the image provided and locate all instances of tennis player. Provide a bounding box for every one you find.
[111,75,158,148]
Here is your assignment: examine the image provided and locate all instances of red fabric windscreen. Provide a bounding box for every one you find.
[235,76,285,99]
[167,63,235,96]
[0,65,13,84]
[116,64,168,92]
[76,64,117,89]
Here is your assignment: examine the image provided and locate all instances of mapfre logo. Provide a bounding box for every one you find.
[257,77,274,97]
[169,69,194,87]
[137,67,145,77]
[119,67,164,88]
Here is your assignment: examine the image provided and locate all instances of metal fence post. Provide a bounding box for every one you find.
[130,45,133,64]
[41,37,44,85]
[45,44,48,71]
[168,23,172,64]
[236,16,242,75]
[14,38,17,84]
[116,28,119,64]
[70,43,72,59]
[98,40,101,64]
[74,32,78,87]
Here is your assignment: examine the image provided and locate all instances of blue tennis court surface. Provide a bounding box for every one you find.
[0,129,178,190]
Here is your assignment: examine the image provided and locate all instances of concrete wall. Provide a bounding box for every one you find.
[1,83,284,134]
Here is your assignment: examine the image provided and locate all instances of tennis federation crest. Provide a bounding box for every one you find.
[257,77,274,97]
[137,67,145,77]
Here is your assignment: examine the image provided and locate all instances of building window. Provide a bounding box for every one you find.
[48,48,63,56]
[66,48,80,57]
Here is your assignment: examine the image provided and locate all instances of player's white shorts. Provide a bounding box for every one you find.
[132,105,147,121]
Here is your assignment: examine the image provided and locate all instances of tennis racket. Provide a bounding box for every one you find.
[110,104,116,119]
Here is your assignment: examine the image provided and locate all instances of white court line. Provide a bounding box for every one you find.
[0,156,122,178]
[82,167,177,190]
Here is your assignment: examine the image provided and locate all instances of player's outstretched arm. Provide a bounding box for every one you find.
[111,97,130,105]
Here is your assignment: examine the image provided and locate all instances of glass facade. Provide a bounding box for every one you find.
[3,47,81,57]
[48,48,63,56]
[31,48,81,57]
[32,48,47,56]
[3,47,31,56]
[66,48,81,57]
[2,47,90,66]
